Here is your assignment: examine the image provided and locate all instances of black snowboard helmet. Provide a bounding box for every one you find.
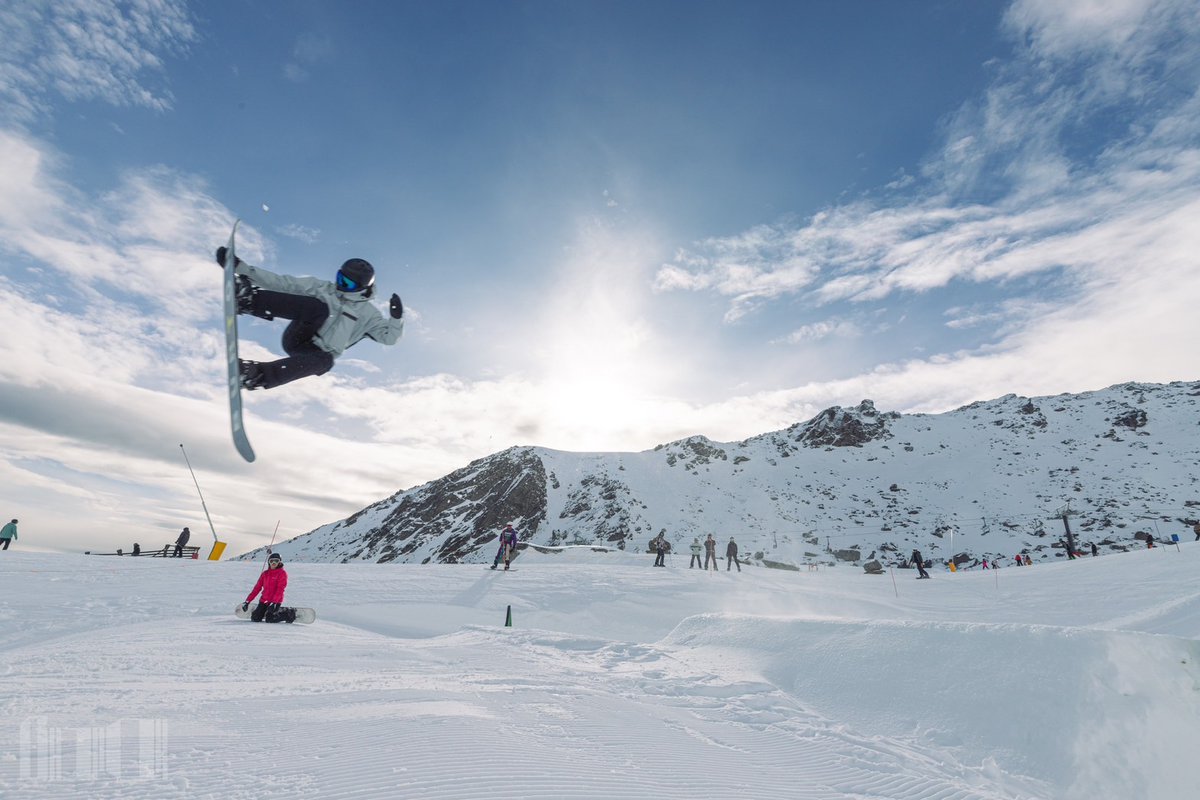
[336,258,375,297]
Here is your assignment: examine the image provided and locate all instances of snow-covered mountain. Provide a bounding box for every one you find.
[242,381,1200,567]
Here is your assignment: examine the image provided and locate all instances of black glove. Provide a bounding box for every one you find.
[241,601,249,612]
[215,247,243,270]
[389,293,403,320]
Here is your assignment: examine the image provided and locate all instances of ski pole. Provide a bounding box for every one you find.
[258,520,280,574]
[180,444,219,544]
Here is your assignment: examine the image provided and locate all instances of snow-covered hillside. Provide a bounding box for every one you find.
[1,546,1197,799]
[246,381,1199,567]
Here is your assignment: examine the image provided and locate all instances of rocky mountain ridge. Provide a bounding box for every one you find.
[241,380,1200,568]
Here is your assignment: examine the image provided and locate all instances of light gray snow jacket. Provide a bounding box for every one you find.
[235,262,404,358]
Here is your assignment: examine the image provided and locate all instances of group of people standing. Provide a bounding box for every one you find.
[665,533,739,572]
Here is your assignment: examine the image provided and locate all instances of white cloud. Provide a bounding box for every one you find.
[277,223,321,244]
[0,0,195,123]
[283,32,334,83]
[774,319,862,345]
[654,0,1200,412]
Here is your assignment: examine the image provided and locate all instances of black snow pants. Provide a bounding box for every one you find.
[251,602,295,623]
[244,291,336,389]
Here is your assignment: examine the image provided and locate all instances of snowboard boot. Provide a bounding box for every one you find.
[239,360,267,391]
[282,607,297,624]
[234,274,259,314]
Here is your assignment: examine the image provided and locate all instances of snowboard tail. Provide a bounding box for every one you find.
[235,603,316,624]
[223,220,255,462]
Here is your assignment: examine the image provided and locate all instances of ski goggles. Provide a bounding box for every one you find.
[268,556,282,565]
[336,271,363,292]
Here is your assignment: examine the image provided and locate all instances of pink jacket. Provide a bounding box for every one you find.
[246,568,288,604]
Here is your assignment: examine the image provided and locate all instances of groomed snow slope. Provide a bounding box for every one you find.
[1,545,1197,799]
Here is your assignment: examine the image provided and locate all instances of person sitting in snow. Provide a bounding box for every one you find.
[242,552,295,623]
[216,247,404,390]
[491,524,519,570]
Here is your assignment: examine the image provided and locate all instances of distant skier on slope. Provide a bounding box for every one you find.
[215,247,404,390]
[911,549,930,579]
[651,534,668,567]
[0,519,16,551]
[491,524,519,570]
[242,552,296,623]
[173,526,190,558]
[703,534,718,571]
[689,538,702,569]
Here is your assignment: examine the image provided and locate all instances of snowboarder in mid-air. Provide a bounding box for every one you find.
[242,552,296,623]
[491,524,519,570]
[215,247,404,390]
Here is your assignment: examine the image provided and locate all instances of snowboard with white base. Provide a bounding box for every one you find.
[235,602,316,624]
[223,219,255,462]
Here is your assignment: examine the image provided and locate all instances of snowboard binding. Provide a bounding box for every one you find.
[234,274,258,314]
[239,360,267,391]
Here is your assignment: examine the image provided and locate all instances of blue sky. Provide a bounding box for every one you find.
[1,0,1198,555]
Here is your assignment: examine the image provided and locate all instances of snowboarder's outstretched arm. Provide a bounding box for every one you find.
[217,247,327,297]
[362,297,404,345]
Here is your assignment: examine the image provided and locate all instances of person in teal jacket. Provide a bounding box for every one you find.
[1,519,17,551]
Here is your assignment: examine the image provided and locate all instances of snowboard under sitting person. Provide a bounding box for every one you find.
[242,552,296,623]
[216,247,404,390]
[491,524,519,570]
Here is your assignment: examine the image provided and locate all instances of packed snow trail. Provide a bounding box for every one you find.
[0,546,1197,799]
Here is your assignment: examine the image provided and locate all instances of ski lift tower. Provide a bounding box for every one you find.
[1053,501,1079,559]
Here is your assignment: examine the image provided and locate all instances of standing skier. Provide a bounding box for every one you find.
[242,553,296,623]
[703,534,718,571]
[911,549,930,579]
[0,519,16,551]
[215,248,404,390]
[726,537,741,572]
[688,537,702,569]
[491,524,519,570]
[174,526,190,558]
[651,535,668,567]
